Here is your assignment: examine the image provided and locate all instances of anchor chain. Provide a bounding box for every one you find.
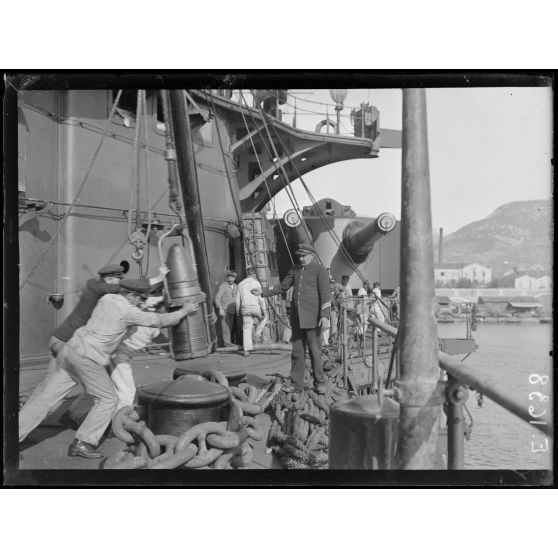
[103,375,281,470]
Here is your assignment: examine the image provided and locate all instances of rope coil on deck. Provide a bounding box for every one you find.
[265,356,349,469]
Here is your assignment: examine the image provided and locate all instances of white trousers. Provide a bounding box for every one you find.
[19,356,76,442]
[64,357,136,421]
[241,312,267,352]
[110,360,136,411]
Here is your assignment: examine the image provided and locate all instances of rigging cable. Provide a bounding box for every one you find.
[128,90,142,237]
[238,92,318,261]
[160,90,184,223]
[236,106,296,330]
[140,89,153,277]
[238,90,370,286]
[266,114,368,284]
[203,92,257,276]
[237,104,294,266]
[19,90,124,291]
[127,90,146,267]
[252,95,356,281]
[238,92,324,332]
[205,90,291,333]
[238,91,308,220]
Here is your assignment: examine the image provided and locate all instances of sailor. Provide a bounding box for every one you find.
[62,291,167,427]
[334,275,351,301]
[235,269,267,357]
[50,263,167,358]
[265,243,330,394]
[108,293,165,411]
[19,278,198,459]
[356,280,371,335]
[20,263,164,434]
[214,270,239,347]
[47,263,167,428]
[370,281,387,323]
[389,285,400,320]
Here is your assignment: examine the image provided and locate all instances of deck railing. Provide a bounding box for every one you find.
[367,316,553,469]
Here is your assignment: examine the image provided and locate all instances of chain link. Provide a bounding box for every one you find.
[103,376,282,470]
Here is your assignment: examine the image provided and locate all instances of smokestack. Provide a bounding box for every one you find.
[438,227,444,264]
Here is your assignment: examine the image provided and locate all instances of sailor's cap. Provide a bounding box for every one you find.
[295,243,315,255]
[148,278,165,293]
[119,278,151,296]
[226,270,237,277]
[98,263,125,277]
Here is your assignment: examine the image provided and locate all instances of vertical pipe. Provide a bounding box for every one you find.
[396,89,444,469]
[342,303,348,390]
[168,90,217,348]
[4,81,20,473]
[371,326,377,389]
[160,90,183,219]
[446,377,466,469]
[438,227,443,264]
[336,108,341,135]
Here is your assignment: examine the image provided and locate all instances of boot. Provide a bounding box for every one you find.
[67,439,103,459]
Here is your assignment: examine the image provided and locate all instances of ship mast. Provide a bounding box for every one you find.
[168,90,217,349]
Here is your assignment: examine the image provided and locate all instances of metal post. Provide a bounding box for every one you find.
[396,89,444,469]
[445,376,468,469]
[371,325,377,389]
[336,107,341,135]
[160,91,182,219]
[342,303,348,390]
[168,90,217,349]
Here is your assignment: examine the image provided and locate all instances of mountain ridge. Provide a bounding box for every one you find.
[434,199,552,276]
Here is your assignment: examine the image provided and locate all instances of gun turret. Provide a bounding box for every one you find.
[341,212,397,264]
[282,208,313,247]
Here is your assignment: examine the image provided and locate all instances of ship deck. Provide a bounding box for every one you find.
[19,347,293,470]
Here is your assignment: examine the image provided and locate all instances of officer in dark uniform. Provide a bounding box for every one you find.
[266,243,330,393]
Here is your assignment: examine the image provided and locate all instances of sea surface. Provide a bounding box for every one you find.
[437,321,553,470]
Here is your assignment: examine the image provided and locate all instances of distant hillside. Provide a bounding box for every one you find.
[434,200,552,276]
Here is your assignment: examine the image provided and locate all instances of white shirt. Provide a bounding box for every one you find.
[235,277,266,315]
[68,294,177,366]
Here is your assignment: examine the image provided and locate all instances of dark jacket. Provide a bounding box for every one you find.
[214,281,238,314]
[53,278,120,342]
[269,259,331,329]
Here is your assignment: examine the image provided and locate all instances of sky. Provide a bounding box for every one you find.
[265,87,552,234]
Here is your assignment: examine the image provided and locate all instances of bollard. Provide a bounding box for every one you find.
[329,395,400,469]
[137,378,230,437]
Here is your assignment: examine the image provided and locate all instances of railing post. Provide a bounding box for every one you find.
[445,376,468,469]
[395,89,444,469]
[371,325,377,389]
[342,302,349,391]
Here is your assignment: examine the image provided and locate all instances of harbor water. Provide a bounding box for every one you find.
[437,322,553,470]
